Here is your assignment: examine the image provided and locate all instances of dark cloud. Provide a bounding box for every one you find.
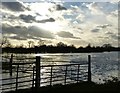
[2,24,28,35]
[2,1,55,24]
[38,18,55,23]
[56,4,67,11]
[91,28,100,32]
[19,14,36,23]
[2,23,55,40]
[48,4,67,12]
[9,36,27,40]
[2,1,29,12]
[28,26,55,39]
[97,24,111,29]
[57,31,74,38]
[91,24,112,33]
[19,14,55,23]
[57,31,80,39]
[9,35,43,40]
[97,36,109,39]
[105,32,113,35]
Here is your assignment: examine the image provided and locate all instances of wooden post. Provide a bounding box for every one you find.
[64,66,68,85]
[88,55,91,82]
[10,54,13,76]
[16,65,19,90]
[35,56,41,89]
[50,66,53,86]
[77,65,80,83]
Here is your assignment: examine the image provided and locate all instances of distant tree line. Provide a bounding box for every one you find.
[2,40,120,53]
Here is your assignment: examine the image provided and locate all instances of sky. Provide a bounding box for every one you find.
[1,0,119,47]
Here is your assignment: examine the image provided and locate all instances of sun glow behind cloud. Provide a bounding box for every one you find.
[29,2,53,16]
[1,0,119,47]
[33,22,62,34]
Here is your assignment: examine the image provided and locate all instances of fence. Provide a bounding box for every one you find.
[1,54,91,92]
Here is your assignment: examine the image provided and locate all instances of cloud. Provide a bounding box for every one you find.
[97,24,112,28]
[56,4,67,11]
[2,23,55,40]
[19,14,55,23]
[110,34,118,40]
[106,10,118,26]
[91,24,112,33]
[91,28,100,32]
[105,32,118,40]
[48,4,67,12]
[70,5,79,9]
[2,24,28,38]
[111,10,118,17]
[76,14,85,22]
[38,18,55,23]
[9,36,27,40]
[2,1,29,12]
[70,5,83,14]
[19,14,36,23]
[57,31,74,38]
[105,32,114,35]
[28,26,55,39]
[57,31,80,39]
[86,2,104,15]
[1,2,118,47]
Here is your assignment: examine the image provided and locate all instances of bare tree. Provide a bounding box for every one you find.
[57,42,67,47]
[1,36,7,47]
[102,44,112,48]
[19,44,24,48]
[1,36,11,47]
[28,41,34,48]
[37,39,45,46]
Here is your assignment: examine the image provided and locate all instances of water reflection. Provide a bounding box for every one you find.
[2,52,119,84]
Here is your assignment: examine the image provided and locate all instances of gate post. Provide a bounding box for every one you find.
[10,54,13,76]
[88,55,91,82]
[35,56,41,89]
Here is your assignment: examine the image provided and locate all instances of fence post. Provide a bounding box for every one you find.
[88,55,91,82]
[16,65,19,90]
[35,56,41,89]
[10,54,13,76]
[64,65,68,85]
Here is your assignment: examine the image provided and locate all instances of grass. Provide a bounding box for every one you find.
[5,79,120,93]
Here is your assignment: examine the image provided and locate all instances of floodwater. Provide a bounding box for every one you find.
[1,52,119,91]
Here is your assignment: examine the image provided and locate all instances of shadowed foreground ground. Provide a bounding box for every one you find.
[5,81,119,93]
